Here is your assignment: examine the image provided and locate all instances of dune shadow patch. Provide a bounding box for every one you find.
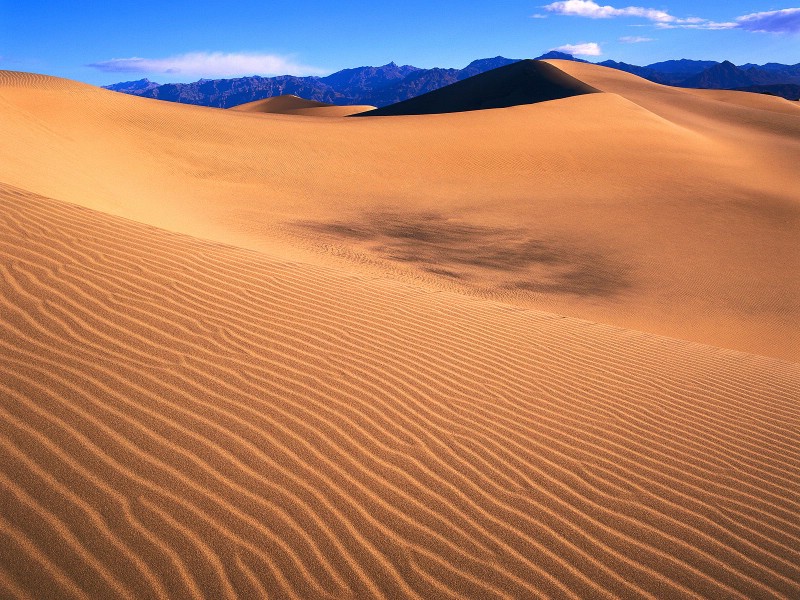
[511,262,626,297]
[297,212,630,298]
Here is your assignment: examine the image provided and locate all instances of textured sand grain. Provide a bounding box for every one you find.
[1,183,798,598]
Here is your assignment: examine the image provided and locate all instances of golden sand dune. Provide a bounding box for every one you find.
[231,94,375,117]
[1,63,799,598]
[1,182,798,599]
[0,67,797,359]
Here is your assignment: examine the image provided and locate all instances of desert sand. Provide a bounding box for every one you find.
[0,61,798,598]
[231,95,375,117]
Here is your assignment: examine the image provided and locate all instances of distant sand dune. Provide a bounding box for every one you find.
[231,94,375,117]
[1,183,798,598]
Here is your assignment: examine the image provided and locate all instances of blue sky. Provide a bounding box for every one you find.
[1,1,798,85]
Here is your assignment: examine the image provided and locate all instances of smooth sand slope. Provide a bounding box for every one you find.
[231,95,375,117]
[0,67,797,359]
[1,182,798,599]
[0,64,799,598]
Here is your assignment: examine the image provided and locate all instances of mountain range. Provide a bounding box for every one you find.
[105,52,800,107]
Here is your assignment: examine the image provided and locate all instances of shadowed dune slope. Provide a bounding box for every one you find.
[231,95,375,117]
[357,59,600,116]
[0,67,798,360]
[1,183,799,599]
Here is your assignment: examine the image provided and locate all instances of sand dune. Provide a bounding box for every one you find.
[1,182,798,599]
[0,67,797,359]
[231,94,375,117]
[1,62,799,598]
[357,60,599,116]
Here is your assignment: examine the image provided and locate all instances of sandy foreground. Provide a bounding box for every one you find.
[0,62,798,598]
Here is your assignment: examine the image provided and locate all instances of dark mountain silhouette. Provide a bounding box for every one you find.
[734,84,800,101]
[644,59,718,75]
[682,61,763,89]
[753,62,800,74]
[535,51,589,63]
[457,56,521,80]
[638,60,721,85]
[742,63,800,85]
[736,62,800,79]
[319,62,419,93]
[367,67,461,106]
[598,60,668,83]
[104,78,160,94]
[105,54,800,107]
[316,62,451,107]
[355,60,599,116]
[132,75,345,108]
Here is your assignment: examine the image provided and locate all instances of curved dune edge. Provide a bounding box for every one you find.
[230,95,375,117]
[543,59,800,124]
[1,182,798,599]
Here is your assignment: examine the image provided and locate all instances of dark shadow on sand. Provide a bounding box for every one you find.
[298,212,630,298]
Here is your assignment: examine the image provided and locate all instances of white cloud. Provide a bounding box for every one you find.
[89,52,326,77]
[736,8,800,33]
[531,13,549,18]
[542,1,800,33]
[552,42,603,56]
[656,20,737,30]
[619,35,653,42]
[544,1,672,22]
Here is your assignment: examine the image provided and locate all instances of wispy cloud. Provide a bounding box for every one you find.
[619,35,653,43]
[544,1,672,22]
[88,52,326,77]
[552,42,602,56]
[542,1,800,33]
[654,20,737,30]
[736,8,800,33]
